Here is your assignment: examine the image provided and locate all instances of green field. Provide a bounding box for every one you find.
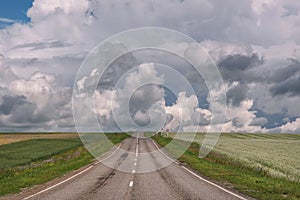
[0,138,82,169]
[153,133,300,200]
[0,133,130,197]
[169,132,300,183]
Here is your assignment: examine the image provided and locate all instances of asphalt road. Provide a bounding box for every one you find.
[20,133,249,200]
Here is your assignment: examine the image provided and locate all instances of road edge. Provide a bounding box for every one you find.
[150,138,254,200]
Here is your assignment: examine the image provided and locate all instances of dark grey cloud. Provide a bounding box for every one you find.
[129,84,164,126]
[0,95,29,115]
[0,95,55,125]
[227,83,248,106]
[232,117,243,128]
[98,51,137,91]
[10,102,37,124]
[13,41,72,51]
[250,117,268,126]
[217,54,264,107]
[218,53,264,83]
[129,84,163,113]
[270,74,300,96]
[268,59,300,83]
[265,59,300,97]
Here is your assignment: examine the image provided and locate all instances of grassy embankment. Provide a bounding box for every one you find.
[153,133,300,200]
[0,133,129,197]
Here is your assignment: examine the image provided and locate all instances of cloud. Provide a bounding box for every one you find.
[222,99,267,133]
[75,63,166,132]
[13,41,72,51]
[133,110,151,127]
[270,74,300,97]
[92,67,268,133]
[129,83,165,122]
[277,118,300,133]
[0,18,18,23]
[109,63,166,131]
[0,95,28,115]
[218,53,264,83]
[78,63,213,132]
[267,59,300,83]
[226,82,249,106]
[0,0,300,132]
[164,92,210,131]
[0,59,73,131]
[94,90,118,121]
[27,0,91,21]
[0,55,17,86]
[264,58,300,97]
[249,117,268,126]
[207,42,300,123]
[283,117,290,123]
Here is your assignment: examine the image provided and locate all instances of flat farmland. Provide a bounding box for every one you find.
[0,133,130,196]
[0,133,78,146]
[169,133,300,183]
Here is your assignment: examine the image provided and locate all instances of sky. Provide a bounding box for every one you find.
[0,0,299,133]
[0,0,33,28]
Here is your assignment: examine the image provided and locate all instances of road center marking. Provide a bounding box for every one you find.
[135,133,139,155]
[129,181,134,187]
[132,169,136,173]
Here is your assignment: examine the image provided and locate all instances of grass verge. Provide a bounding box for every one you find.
[0,138,82,169]
[153,135,300,200]
[0,133,130,197]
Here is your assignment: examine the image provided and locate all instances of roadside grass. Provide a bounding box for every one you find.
[144,132,156,138]
[0,133,130,197]
[78,132,131,158]
[106,132,131,144]
[153,135,300,200]
[0,146,93,196]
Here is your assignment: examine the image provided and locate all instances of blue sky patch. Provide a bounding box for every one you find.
[0,0,33,28]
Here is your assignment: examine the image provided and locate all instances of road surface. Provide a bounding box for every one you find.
[16,133,249,200]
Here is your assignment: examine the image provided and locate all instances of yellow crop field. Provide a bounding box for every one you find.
[0,133,78,146]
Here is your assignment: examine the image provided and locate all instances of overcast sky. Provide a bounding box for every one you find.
[0,0,299,133]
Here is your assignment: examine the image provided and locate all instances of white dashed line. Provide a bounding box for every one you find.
[134,162,137,166]
[132,170,136,173]
[135,133,139,155]
[129,181,134,187]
